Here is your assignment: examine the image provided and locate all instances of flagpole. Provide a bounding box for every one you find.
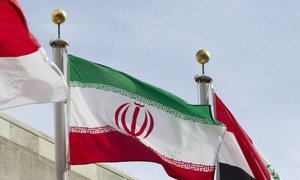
[194,49,212,105]
[194,50,220,180]
[50,9,69,180]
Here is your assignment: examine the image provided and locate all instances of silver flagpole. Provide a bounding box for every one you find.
[50,9,69,180]
[194,49,212,105]
[194,50,220,180]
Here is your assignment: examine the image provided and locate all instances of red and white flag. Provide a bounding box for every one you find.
[214,93,280,180]
[0,0,67,109]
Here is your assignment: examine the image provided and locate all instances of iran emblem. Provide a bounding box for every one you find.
[115,102,154,138]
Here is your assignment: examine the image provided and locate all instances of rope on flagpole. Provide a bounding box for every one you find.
[63,46,71,173]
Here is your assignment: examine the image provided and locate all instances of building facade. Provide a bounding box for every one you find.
[0,113,136,180]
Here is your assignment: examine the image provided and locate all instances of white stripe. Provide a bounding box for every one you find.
[70,87,225,165]
[0,48,67,109]
[219,131,254,177]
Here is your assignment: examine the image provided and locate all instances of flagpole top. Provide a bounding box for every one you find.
[196,49,210,64]
[51,9,67,25]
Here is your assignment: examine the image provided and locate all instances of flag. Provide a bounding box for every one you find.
[68,55,226,180]
[214,93,280,180]
[0,0,67,109]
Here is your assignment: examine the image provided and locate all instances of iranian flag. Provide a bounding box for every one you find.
[68,55,226,180]
[0,0,67,109]
[214,93,280,180]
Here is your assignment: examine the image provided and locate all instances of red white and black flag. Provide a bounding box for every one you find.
[214,93,280,180]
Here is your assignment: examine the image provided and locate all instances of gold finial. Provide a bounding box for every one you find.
[51,9,67,24]
[196,49,210,64]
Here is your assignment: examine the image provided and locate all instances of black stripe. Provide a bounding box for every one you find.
[220,163,255,180]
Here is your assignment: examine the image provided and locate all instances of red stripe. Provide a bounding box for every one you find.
[0,0,40,57]
[214,94,271,180]
[69,129,215,180]
[115,103,129,128]
[131,105,140,135]
[134,111,148,137]
[145,110,154,138]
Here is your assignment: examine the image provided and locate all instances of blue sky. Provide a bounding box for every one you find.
[3,0,300,179]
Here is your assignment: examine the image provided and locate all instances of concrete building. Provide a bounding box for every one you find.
[0,112,136,180]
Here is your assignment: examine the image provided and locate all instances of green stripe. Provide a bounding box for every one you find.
[69,54,222,126]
